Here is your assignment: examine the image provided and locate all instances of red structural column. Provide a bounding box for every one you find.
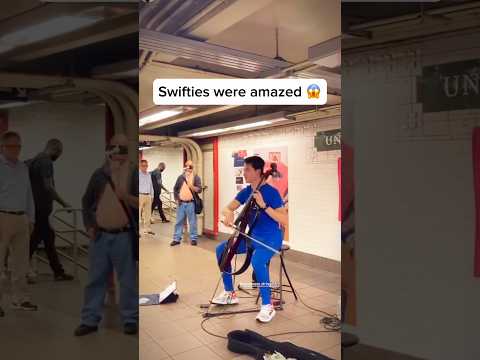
[338,157,341,222]
[213,137,219,236]
[0,111,8,134]
[105,106,115,144]
[473,127,480,277]
[105,106,116,296]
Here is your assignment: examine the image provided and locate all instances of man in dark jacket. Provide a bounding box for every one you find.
[74,134,138,337]
[170,160,202,246]
[27,139,73,282]
[150,162,169,223]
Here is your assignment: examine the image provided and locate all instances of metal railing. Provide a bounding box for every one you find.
[34,208,89,278]
[159,192,177,219]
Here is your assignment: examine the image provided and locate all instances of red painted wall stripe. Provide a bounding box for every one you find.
[105,106,115,144]
[213,137,219,236]
[473,127,480,277]
[338,157,341,222]
[0,111,8,134]
[104,106,116,289]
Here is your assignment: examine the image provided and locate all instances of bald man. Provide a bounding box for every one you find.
[27,138,73,282]
[170,160,202,246]
[75,134,138,336]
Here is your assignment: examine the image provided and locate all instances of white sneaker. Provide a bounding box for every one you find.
[211,291,239,305]
[256,304,276,323]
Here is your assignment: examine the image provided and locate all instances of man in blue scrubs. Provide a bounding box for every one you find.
[213,156,288,323]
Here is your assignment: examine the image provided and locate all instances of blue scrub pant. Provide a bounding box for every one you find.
[215,232,282,305]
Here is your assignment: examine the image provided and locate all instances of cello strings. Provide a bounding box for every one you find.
[230,226,280,255]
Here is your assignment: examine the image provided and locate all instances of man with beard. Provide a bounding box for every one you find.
[75,134,138,336]
[27,139,73,282]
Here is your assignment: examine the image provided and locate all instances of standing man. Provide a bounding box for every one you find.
[150,162,170,223]
[139,159,154,235]
[75,134,138,336]
[170,160,202,246]
[27,139,73,282]
[213,156,288,323]
[0,131,38,316]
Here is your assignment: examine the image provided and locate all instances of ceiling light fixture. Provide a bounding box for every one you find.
[139,109,182,126]
[179,112,286,138]
[189,129,228,137]
[230,121,272,131]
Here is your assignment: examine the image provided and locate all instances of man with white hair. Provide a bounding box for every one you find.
[139,159,154,235]
[75,134,138,336]
[0,131,38,316]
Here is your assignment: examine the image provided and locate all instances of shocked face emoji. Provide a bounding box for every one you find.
[307,84,321,99]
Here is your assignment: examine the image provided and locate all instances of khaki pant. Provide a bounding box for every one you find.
[139,194,153,233]
[0,213,30,303]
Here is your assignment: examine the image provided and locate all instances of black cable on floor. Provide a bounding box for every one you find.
[201,317,227,339]
[202,285,342,337]
[295,293,341,331]
[200,316,338,341]
[296,293,335,318]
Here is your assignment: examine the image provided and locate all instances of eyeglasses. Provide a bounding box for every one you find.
[106,144,129,154]
[2,144,22,149]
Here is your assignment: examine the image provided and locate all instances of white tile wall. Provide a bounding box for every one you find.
[343,30,480,360]
[142,146,184,193]
[218,118,341,261]
[9,102,106,230]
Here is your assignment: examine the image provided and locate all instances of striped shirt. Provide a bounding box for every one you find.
[0,154,35,222]
[139,171,154,196]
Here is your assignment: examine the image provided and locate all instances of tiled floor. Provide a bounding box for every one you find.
[139,220,341,360]
[0,256,138,359]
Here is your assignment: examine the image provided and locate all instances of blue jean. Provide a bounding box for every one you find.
[173,201,198,242]
[81,231,138,326]
[215,232,282,305]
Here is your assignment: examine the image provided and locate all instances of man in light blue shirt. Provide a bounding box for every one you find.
[0,131,38,316]
[139,159,154,235]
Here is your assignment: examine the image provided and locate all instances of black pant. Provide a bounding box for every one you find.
[151,193,167,221]
[30,211,64,275]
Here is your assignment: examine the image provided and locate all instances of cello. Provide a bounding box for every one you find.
[218,163,279,276]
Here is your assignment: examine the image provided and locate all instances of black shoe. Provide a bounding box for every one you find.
[191,240,197,246]
[55,273,74,281]
[12,301,38,311]
[124,323,138,335]
[162,219,170,223]
[74,324,98,337]
[170,241,180,246]
[0,306,4,317]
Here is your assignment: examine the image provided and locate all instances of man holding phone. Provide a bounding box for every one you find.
[75,134,138,336]
[170,160,202,246]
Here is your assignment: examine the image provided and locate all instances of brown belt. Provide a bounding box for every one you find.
[98,226,130,234]
[0,210,25,215]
